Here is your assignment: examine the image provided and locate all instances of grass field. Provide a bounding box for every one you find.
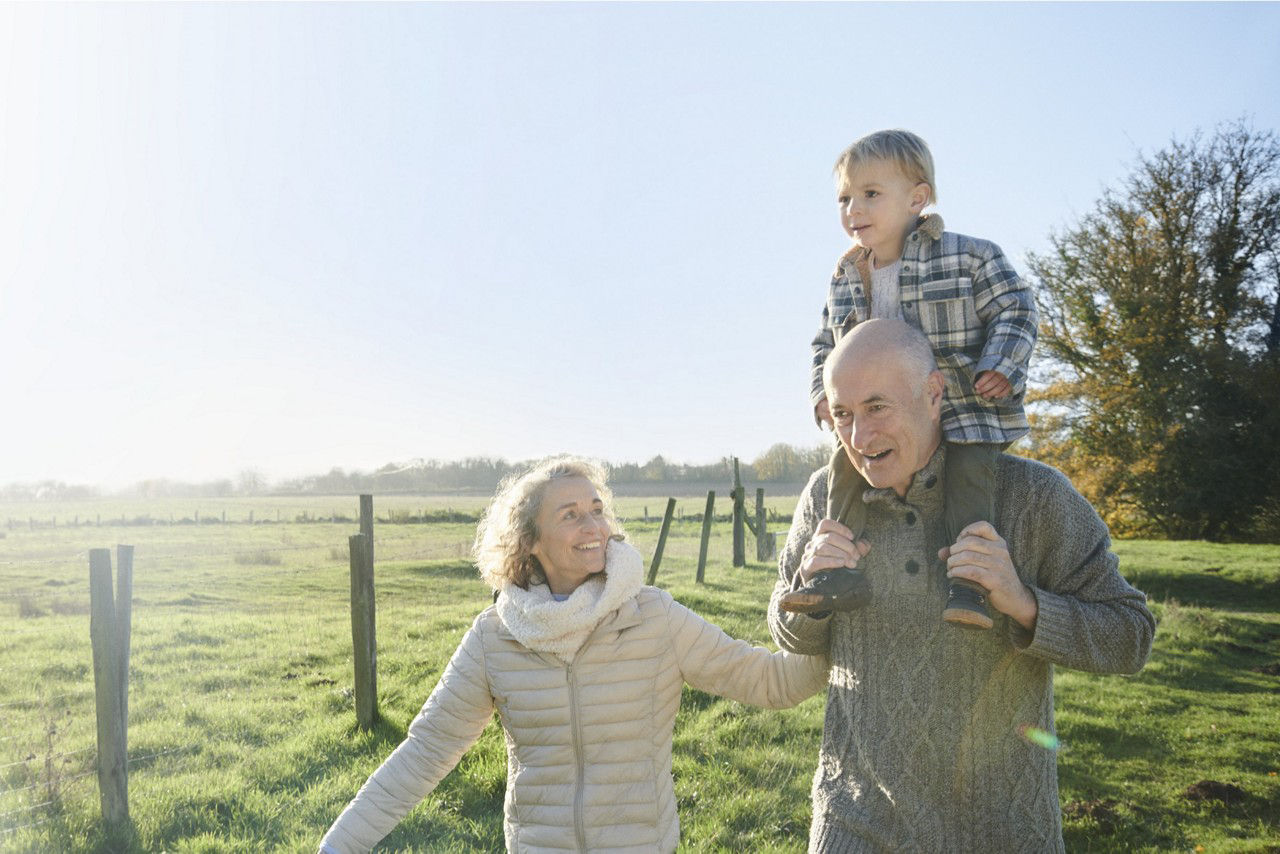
[1,496,1277,852]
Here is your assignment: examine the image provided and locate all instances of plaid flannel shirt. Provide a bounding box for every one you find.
[810,214,1037,444]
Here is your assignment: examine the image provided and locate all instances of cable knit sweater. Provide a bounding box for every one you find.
[768,447,1154,853]
[321,540,829,853]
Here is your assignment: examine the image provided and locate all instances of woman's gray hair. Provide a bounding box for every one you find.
[473,455,623,591]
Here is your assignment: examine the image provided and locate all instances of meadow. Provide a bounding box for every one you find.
[0,495,1277,852]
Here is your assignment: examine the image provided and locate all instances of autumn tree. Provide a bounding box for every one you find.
[752,443,831,482]
[1029,119,1280,540]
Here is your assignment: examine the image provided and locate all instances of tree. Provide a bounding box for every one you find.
[752,443,831,482]
[237,469,267,495]
[1029,119,1280,540]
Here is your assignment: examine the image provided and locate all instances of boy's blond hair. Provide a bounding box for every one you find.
[834,129,937,204]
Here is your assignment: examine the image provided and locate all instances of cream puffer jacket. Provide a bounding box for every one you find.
[320,541,828,853]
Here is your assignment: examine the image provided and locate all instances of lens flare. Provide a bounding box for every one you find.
[1017,724,1060,751]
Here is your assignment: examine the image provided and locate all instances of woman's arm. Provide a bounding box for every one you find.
[319,616,495,854]
[664,594,829,710]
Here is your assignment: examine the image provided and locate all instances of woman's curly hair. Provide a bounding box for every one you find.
[473,455,624,590]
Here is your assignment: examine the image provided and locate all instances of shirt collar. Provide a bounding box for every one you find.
[862,442,946,513]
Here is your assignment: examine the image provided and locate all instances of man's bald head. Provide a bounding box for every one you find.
[823,319,945,497]
[823,318,939,401]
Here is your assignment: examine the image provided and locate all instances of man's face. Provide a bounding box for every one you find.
[828,353,944,497]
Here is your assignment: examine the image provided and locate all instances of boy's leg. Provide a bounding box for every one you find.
[941,442,999,629]
[778,443,871,614]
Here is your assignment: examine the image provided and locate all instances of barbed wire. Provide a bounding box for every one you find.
[0,767,95,798]
[127,744,199,766]
[0,694,90,711]
[0,532,475,569]
[0,799,55,821]
[0,748,93,773]
[0,814,55,836]
[0,551,90,568]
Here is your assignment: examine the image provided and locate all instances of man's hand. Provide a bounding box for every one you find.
[974,370,1012,400]
[939,521,1037,631]
[815,397,834,430]
[800,519,870,583]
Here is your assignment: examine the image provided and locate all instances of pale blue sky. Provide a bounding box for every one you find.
[3,2,1278,488]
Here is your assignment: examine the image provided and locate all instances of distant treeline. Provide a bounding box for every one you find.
[1,442,831,502]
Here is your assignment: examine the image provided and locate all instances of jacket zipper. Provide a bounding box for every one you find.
[566,661,587,853]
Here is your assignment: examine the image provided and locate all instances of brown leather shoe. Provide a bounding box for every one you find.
[779,568,871,614]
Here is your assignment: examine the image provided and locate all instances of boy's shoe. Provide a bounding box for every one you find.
[942,579,993,629]
[779,568,871,614]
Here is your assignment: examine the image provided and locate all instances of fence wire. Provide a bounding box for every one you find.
[0,814,55,836]
[0,748,93,773]
[0,767,95,798]
[0,694,90,711]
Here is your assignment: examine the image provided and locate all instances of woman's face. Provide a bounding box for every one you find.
[528,475,612,595]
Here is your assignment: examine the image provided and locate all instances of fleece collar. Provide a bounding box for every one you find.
[495,538,644,663]
[838,213,945,271]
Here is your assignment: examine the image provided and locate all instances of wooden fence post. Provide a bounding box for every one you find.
[755,488,770,561]
[732,458,745,567]
[359,494,374,568]
[89,548,130,825]
[348,533,378,729]
[696,491,715,584]
[115,546,133,731]
[646,498,677,586]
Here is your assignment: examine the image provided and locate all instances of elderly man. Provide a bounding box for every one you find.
[769,318,1154,853]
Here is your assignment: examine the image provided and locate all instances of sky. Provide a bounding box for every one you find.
[2,2,1278,490]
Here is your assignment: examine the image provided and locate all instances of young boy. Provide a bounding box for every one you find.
[781,129,1038,629]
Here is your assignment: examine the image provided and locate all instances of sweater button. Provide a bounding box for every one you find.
[924,476,938,489]
[905,512,917,526]
[905,560,920,575]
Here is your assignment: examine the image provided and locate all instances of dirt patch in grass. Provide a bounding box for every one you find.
[1062,798,1121,832]
[1182,780,1247,805]
[1250,662,1280,675]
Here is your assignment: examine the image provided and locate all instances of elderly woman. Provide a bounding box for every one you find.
[320,456,827,853]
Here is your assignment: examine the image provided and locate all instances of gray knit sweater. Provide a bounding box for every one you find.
[768,447,1154,853]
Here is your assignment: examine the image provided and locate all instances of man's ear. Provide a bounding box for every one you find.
[925,370,945,407]
[911,183,931,212]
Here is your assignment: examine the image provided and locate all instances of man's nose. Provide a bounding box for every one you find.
[851,418,874,450]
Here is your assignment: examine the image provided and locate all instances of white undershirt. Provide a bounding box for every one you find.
[869,258,904,320]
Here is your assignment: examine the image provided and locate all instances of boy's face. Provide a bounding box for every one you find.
[837,159,930,263]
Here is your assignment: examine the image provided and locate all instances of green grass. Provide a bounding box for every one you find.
[0,497,1277,852]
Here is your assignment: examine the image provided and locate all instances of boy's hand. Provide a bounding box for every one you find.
[975,370,1012,400]
[815,397,834,430]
